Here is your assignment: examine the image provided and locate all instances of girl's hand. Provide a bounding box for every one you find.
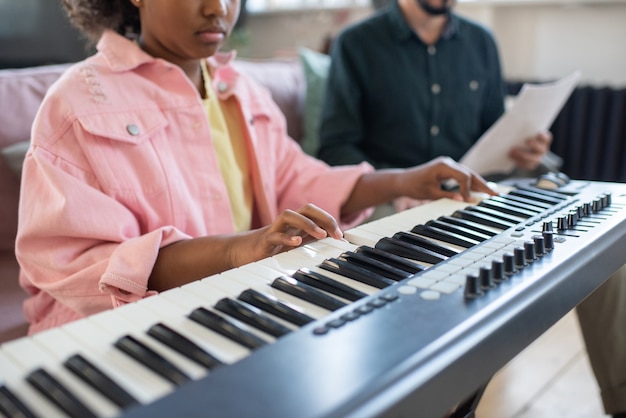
[229,203,343,268]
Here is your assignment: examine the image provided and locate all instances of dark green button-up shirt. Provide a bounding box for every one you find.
[318,1,506,169]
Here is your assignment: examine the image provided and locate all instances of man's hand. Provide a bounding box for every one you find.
[509,131,553,170]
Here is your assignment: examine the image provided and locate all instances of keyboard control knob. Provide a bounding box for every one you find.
[503,253,516,275]
[542,231,554,252]
[542,221,554,233]
[464,274,482,299]
[492,259,505,282]
[557,216,567,230]
[514,247,527,268]
[479,267,494,290]
[533,236,546,256]
[524,242,536,262]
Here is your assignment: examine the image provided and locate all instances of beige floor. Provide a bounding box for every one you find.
[476,310,608,418]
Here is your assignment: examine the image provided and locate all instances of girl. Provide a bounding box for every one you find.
[16,0,493,334]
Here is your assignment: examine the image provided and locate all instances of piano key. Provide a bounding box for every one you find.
[243,251,382,297]
[464,205,526,224]
[509,188,565,205]
[482,196,545,214]
[88,306,209,381]
[425,219,493,242]
[291,268,368,301]
[137,290,252,364]
[353,246,426,274]
[173,280,282,343]
[188,307,268,350]
[64,354,139,409]
[238,288,315,327]
[436,215,501,236]
[0,349,83,418]
[336,251,412,281]
[114,335,191,386]
[214,298,292,338]
[410,224,480,249]
[3,335,120,417]
[0,384,37,418]
[26,368,98,418]
[212,269,334,319]
[393,231,460,257]
[451,209,515,229]
[319,258,396,289]
[377,236,447,265]
[31,327,158,407]
[478,199,537,218]
[518,185,570,201]
[146,323,225,369]
[62,319,176,403]
[491,193,553,210]
[271,276,348,311]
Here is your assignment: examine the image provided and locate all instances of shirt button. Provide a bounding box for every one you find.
[427,45,437,55]
[430,125,440,136]
[126,124,140,136]
[469,80,480,91]
[217,82,228,93]
[431,83,441,94]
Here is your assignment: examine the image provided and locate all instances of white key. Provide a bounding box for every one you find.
[3,337,119,417]
[62,317,174,404]
[0,349,68,418]
[140,288,252,364]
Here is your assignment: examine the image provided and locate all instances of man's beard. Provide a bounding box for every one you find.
[417,0,453,15]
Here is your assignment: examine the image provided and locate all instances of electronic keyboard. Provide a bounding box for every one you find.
[2,178,626,418]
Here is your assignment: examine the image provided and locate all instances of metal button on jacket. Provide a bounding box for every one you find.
[126,124,140,136]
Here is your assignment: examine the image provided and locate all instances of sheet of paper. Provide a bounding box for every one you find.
[459,71,581,176]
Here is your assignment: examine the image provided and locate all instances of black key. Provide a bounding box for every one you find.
[147,323,224,369]
[292,268,367,302]
[320,258,395,289]
[375,237,447,265]
[494,193,552,210]
[64,354,138,409]
[426,219,492,242]
[488,195,547,212]
[271,276,347,311]
[114,335,191,386]
[509,188,563,205]
[338,251,412,281]
[464,205,526,224]
[437,215,500,236]
[189,307,267,350]
[0,385,37,418]
[393,231,458,257]
[452,209,515,229]
[26,368,97,418]
[517,185,569,201]
[214,298,292,338]
[410,224,479,249]
[238,289,315,327]
[354,246,426,274]
[478,199,537,218]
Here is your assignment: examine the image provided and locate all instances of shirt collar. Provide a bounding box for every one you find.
[387,1,460,44]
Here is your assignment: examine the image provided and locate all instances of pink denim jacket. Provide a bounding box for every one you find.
[16,31,373,334]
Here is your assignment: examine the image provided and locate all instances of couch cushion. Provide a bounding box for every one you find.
[298,48,331,157]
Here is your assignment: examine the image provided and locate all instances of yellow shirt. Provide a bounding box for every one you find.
[201,60,252,232]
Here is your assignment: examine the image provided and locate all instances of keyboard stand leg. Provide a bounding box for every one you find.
[447,379,490,418]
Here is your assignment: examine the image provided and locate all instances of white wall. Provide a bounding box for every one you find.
[240,2,626,87]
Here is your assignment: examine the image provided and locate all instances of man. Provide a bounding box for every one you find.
[317,0,626,416]
[318,0,551,175]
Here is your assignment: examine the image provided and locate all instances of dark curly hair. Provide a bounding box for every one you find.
[61,0,141,43]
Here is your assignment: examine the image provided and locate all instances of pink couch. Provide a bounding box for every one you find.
[0,58,307,343]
